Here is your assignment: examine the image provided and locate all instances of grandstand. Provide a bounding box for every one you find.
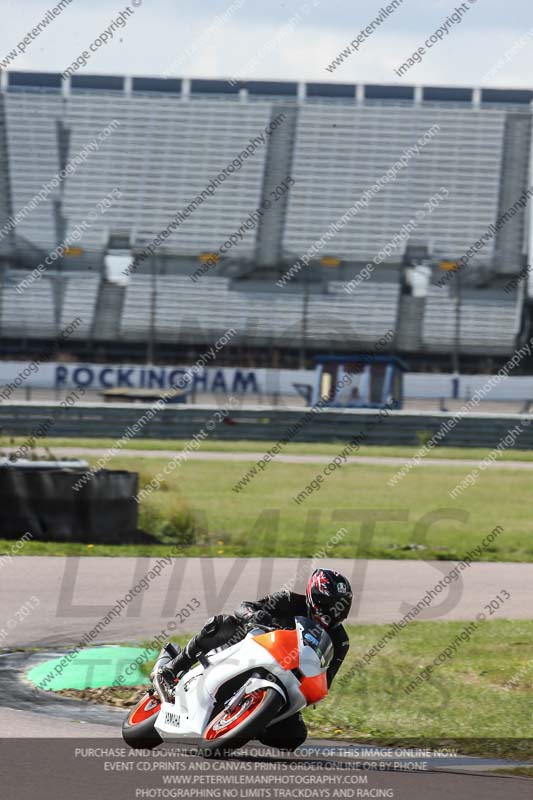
[0,71,531,367]
[421,285,522,355]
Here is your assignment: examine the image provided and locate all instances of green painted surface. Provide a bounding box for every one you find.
[26,646,155,691]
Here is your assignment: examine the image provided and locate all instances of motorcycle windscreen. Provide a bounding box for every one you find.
[295,616,334,670]
[254,624,329,704]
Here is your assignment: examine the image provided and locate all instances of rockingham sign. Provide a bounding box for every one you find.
[2,361,533,402]
[0,362,312,397]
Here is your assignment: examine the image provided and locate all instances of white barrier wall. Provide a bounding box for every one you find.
[1,362,533,400]
[0,362,313,397]
[404,373,533,400]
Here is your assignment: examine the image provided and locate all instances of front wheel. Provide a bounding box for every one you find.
[200,687,284,756]
[122,692,162,750]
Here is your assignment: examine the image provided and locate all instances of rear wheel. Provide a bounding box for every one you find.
[200,687,284,756]
[122,692,162,750]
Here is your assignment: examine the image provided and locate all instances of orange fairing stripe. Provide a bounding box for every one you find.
[299,673,328,704]
[128,694,161,725]
[253,630,299,671]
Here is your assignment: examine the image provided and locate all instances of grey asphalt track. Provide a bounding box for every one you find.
[50,445,533,469]
[1,556,533,798]
[3,713,533,800]
[2,651,532,800]
[2,556,533,649]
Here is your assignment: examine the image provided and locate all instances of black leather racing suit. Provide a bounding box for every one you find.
[164,590,350,749]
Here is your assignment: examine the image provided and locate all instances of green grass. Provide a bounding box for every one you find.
[2,449,533,560]
[495,767,533,776]
[309,619,533,761]
[138,619,533,761]
[3,434,533,461]
[0,456,533,561]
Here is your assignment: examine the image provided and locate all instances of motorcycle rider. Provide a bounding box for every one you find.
[159,568,352,750]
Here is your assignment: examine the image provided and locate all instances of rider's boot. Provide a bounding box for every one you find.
[160,637,200,683]
[150,646,174,681]
[158,615,238,684]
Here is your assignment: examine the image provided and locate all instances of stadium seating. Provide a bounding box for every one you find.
[422,285,521,354]
[0,275,56,338]
[320,281,400,343]
[59,272,99,337]
[120,275,400,347]
[0,95,14,255]
[0,72,531,358]
[4,89,270,255]
[2,92,61,251]
[285,104,510,269]
[2,74,530,279]
[0,270,99,340]
[0,247,523,357]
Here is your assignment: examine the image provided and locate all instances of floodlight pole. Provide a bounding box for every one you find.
[452,267,461,375]
[299,270,309,369]
[147,254,156,364]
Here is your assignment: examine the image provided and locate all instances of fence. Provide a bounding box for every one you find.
[0,402,531,449]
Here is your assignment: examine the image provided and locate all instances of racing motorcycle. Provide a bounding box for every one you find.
[122,617,332,754]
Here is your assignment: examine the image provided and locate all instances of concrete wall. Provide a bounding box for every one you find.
[0,402,531,449]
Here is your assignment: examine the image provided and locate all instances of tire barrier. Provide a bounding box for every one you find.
[0,464,138,542]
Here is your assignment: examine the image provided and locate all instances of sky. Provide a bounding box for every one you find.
[0,0,532,88]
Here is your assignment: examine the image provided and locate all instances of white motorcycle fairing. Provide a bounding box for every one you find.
[153,624,322,741]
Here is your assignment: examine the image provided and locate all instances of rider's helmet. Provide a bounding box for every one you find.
[306,568,353,629]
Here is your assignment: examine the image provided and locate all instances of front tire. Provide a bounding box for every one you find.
[200,687,284,756]
[122,693,162,750]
